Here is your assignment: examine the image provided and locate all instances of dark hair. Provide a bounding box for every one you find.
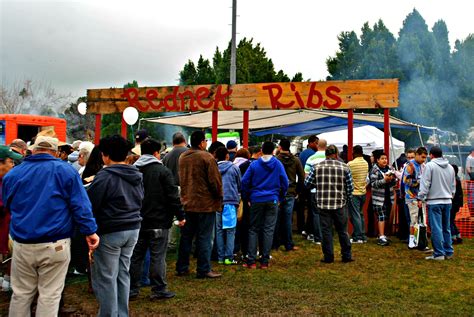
[430,146,442,158]
[216,147,229,161]
[261,141,275,155]
[325,144,338,157]
[208,141,225,155]
[82,147,104,182]
[190,131,205,148]
[373,150,386,162]
[99,135,132,162]
[451,164,459,175]
[279,139,291,151]
[236,148,250,159]
[249,145,261,155]
[58,144,73,156]
[416,146,428,155]
[407,149,416,155]
[141,139,162,155]
[353,145,363,156]
[172,132,186,145]
[307,135,318,144]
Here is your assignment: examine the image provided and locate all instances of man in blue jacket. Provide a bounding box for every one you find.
[241,141,288,269]
[2,135,99,317]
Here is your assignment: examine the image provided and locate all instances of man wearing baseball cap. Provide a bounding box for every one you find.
[2,136,100,316]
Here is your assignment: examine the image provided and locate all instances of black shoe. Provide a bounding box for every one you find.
[196,271,222,279]
[176,270,190,277]
[150,290,176,300]
[320,258,334,264]
[129,292,139,301]
[342,258,355,263]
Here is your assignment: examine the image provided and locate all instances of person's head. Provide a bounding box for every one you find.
[342,144,348,152]
[78,141,95,167]
[261,141,275,155]
[325,144,338,159]
[216,147,229,162]
[72,140,82,151]
[141,138,162,158]
[415,147,428,164]
[58,144,73,161]
[0,145,22,177]
[208,141,225,156]
[190,131,207,150]
[406,149,416,161]
[9,139,27,156]
[235,148,250,160]
[172,132,186,146]
[99,135,132,165]
[352,145,363,158]
[135,129,149,145]
[32,136,59,156]
[374,151,388,168]
[249,145,262,158]
[429,146,442,159]
[317,139,327,151]
[226,140,238,152]
[82,147,104,179]
[307,135,319,151]
[279,139,291,152]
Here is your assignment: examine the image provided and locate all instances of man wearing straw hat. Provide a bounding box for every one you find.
[2,135,99,316]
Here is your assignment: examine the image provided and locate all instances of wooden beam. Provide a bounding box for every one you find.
[86,79,399,114]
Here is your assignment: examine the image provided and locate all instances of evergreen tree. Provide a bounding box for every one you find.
[326,31,362,80]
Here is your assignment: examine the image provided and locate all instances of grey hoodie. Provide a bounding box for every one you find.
[134,154,161,168]
[418,157,455,205]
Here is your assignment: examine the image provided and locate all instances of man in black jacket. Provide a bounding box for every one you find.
[130,139,185,300]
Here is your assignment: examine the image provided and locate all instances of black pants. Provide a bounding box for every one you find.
[319,207,352,261]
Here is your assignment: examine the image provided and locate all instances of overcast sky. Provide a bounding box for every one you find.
[1,0,472,98]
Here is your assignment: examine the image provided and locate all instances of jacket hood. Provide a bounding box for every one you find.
[431,157,449,168]
[102,164,143,185]
[134,154,162,168]
[277,152,296,167]
[218,160,233,174]
[259,156,279,171]
[233,157,248,167]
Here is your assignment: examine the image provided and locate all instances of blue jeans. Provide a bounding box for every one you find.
[348,194,367,241]
[248,201,278,265]
[130,229,169,297]
[92,229,139,317]
[311,194,322,242]
[176,212,216,275]
[428,204,454,258]
[216,213,236,261]
[277,196,296,250]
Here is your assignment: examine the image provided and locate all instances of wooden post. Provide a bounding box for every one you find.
[384,109,390,157]
[347,109,354,161]
[121,116,127,139]
[243,110,249,148]
[212,110,218,142]
[94,114,102,145]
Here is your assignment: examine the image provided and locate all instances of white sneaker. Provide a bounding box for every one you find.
[425,255,445,261]
[1,278,11,292]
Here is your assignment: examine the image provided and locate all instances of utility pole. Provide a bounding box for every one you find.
[230,0,237,85]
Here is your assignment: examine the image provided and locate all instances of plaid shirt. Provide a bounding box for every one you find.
[304,158,354,210]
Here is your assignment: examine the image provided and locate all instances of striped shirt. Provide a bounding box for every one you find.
[348,157,369,196]
[304,151,326,174]
[304,159,354,210]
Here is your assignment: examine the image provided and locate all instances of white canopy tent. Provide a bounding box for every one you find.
[316,125,405,164]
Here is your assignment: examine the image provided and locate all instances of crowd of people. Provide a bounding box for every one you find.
[0,128,465,316]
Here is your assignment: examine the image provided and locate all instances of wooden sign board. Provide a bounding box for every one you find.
[87,79,398,114]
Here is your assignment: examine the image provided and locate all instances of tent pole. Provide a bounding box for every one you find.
[121,116,127,139]
[417,126,424,147]
[384,109,390,159]
[389,121,397,169]
[347,109,354,161]
[243,110,249,148]
[455,133,463,171]
[212,111,218,142]
[94,114,102,145]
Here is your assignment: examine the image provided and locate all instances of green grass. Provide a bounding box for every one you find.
[2,237,473,316]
